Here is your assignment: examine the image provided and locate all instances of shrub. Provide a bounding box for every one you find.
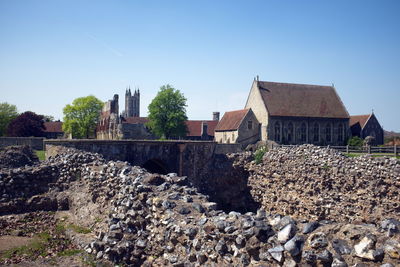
[347,136,363,147]
[254,146,268,164]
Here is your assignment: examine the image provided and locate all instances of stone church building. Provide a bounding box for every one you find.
[123,88,140,117]
[243,78,350,145]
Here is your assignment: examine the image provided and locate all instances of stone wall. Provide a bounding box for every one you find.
[245,80,269,141]
[0,137,44,150]
[45,140,222,178]
[118,123,155,140]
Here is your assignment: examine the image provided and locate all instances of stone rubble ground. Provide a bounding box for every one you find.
[0,145,39,169]
[243,144,400,223]
[0,145,399,266]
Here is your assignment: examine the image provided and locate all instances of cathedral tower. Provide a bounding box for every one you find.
[124,86,140,117]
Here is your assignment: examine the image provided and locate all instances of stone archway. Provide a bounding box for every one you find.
[142,159,168,174]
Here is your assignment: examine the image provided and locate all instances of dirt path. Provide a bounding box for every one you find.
[0,236,33,252]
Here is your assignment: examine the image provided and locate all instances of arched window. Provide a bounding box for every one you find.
[325,123,332,142]
[275,121,281,142]
[338,123,343,142]
[287,122,293,143]
[300,123,307,142]
[313,123,319,142]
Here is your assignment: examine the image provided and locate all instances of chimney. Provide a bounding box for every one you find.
[213,112,220,121]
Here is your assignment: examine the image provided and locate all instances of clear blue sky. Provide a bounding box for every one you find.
[1,0,399,131]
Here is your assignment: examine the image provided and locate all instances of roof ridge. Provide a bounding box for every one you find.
[223,108,249,115]
[259,80,334,88]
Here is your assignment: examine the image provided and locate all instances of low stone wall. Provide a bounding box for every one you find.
[0,137,44,150]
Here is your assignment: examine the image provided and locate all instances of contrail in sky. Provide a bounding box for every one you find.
[87,34,124,57]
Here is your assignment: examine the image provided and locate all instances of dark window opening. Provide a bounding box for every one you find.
[275,122,281,142]
[300,123,307,142]
[326,123,332,142]
[338,123,343,142]
[287,122,293,142]
[313,123,319,142]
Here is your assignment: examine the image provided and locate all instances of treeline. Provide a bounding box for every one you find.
[0,103,56,137]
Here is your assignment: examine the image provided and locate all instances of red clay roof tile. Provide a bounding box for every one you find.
[215,109,249,131]
[44,121,63,133]
[350,115,371,128]
[257,81,349,118]
[185,120,218,137]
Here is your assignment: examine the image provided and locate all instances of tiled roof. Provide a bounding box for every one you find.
[185,120,218,137]
[350,115,371,129]
[215,109,249,131]
[122,117,149,124]
[44,121,63,133]
[257,81,349,118]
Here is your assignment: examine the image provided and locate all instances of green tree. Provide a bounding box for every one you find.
[63,95,103,139]
[0,102,18,136]
[147,84,188,139]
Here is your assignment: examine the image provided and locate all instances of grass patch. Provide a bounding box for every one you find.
[67,224,91,234]
[55,221,91,235]
[34,150,45,161]
[0,232,51,260]
[346,153,400,159]
[55,222,66,235]
[57,249,83,257]
[254,146,268,164]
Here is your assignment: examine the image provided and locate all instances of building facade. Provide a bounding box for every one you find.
[350,113,384,145]
[215,108,260,146]
[245,79,350,145]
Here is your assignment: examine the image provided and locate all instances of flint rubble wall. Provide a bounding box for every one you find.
[0,145,399,266]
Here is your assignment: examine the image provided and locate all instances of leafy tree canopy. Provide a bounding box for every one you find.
[63,95,104,139]
[0,102,18,136]
[147,85,188,139]
[7,111,45,137]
